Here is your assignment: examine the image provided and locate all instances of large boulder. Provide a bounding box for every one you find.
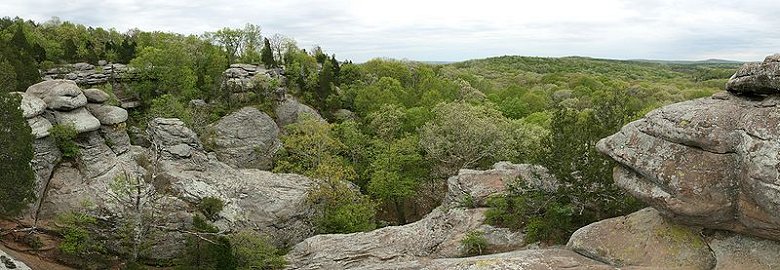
[86,103,128,125]
[567,208,715,269]
[727,54,780,95]
[443,162,557,207]
[26,116,52,139]
[0,248,32,270]
[83,88,111,103]
[596,90,780,241]
[146,118,201,159]
[202,107,281,170]
[26,80,87,111]
[13,92,46,118]
[53,107,101,133]
[275,97,325,127]
[708,231,780,270]
[99,124,131,155]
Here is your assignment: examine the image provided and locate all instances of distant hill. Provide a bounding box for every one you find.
[628,58,744,65]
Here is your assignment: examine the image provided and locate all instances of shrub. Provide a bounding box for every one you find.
[198,197,224,221]
[460,230,488,257]
[50,123,80,158]
[230,230,286,270]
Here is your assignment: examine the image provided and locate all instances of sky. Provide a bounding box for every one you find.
[1,0,779,62]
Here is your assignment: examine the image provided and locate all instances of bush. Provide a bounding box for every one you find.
[198,197,224,221]
[50,124,80,158]
[460,230,488,257]
[230,230,286,270]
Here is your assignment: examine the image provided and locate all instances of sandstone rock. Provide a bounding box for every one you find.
[83,88,111,103]
[597,92,780,241]
[567,208,714,269]
[147,118,201,159]
[317,249,615,270]
[203,107,281,170]
[275,97,325,127]
[0,248,32,270]
[128,126,151,148]
[99,124,131,155]
[285,207,523,269]
[72,62,94,71]
[443,162,557,207]
[13,92,46,118]
[53,107,101,133]
[727,54,780,95]
[86,103,128,125]
[28,137,61,218]
[27,116,52,139]
[708,231,780,270]
[76,131,118,179]
[26,80,88,111]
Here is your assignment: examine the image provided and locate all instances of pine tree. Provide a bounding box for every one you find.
[317,59,334,109]
[63,38,78,62]
[330,54,340,86]
[261,38,276,68]
[0,92,36,217]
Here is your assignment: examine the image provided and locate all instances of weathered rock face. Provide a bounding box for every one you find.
[83,88,111,103]
[221,64,286,102]
[42,63,136,85]
[86,103,128,125]
[14,92,46,118]
[0,248,32,270]
[285,162,553,269]
[25,80,88,111]
[53,107,101,133]
[596,89,780,242]
[203,107,281,170]
[443,162,557,207]
[567,208,715,269]
[708,231,780,270]
[275,97,325,127]
[727,54,780,95]
[26,116,53,139]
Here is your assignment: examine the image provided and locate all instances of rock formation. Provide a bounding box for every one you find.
[202,107,281,170]
[222,63,286,102]
[726,54,780,95]
[284,162,555,269]
[275,97,325,127]
[0,249,31,270]
[42,62,136,86]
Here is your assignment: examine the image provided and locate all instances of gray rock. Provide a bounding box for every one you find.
[75,131,118,179]
[99,124,131,155]
[86,103,128,125]
[26,80,88,111]
[27,116,52,139]
[53,107,101,133]
[98,60,108,66]
[13,92,46,118]
[203,107,281,170]
[147,118,201,159]
[354,249,615,270]
[83,88,111,103]
[28,137,61,218]
[727,54,780,95]
[709,231,780,270]
[597,93,780,241]
[285,206,524,269]
[275,98,325,127]
[128,126,151,147]
[72,62,94,71]
[567,208,715,269]
[0,248,32,270]
[443,162,557,207]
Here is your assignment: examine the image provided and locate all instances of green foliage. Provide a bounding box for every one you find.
[229,231,286,270]
[56,210,110,269]
[0,93,36,217]
[130,44,198,101]
[198,197,225,221]
[308,176,377,234]
[260,38,276,68]
[367,135,426,224]
[147,94,192,124]
[460,230,488,257]
[50,123,80,159]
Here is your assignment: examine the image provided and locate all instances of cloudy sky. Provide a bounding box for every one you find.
[2,0,778,62]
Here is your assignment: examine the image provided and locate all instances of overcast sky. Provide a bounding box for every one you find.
[2,0,778,62]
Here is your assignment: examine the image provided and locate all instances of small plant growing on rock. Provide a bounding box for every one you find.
[198,197,224,221]
[460,230,488,257]
[50,123,80,158]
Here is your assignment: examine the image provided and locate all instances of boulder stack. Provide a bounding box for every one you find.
[221,63,286,102]
[726,54,780,95]
[202,107,281,170]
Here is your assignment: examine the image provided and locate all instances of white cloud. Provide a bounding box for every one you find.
[1,0,778,62]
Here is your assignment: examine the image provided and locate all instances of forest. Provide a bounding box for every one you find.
[0,16,741,269]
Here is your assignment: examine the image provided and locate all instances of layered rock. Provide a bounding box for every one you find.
[356,249,615,270]
[221,64,286,102]
[285,162,555,269]
[727,54,780,95]
[596,90,780,241]
[202,107,281,170]
[26,80,87,111]
[42,62,136,85]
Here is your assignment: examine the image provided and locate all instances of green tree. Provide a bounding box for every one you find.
[367,135,426,224]
[260,37,276,68]
[0,58,17,93]
[0,92,36,217]
[230,230,286,270]
[130,44,198,102]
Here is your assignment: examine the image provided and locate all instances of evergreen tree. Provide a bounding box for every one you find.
[260,38,276,68]
[330,54,340,86]
[117,38,137,63]
[0,92,36,217]
[0,58,17,93]
[63,38,78,62]
[317,59,335,109]
[4,25,40,91]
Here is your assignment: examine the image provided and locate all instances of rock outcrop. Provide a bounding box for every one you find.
[596,89,780,242]
[42,62,136,86]
[0,248,32,270]
[726,54,780,95]
[221,64,286,102]
[285,162,555,269]
[202,107,281,170]
[356,249,615,270]
[275,97,325,127]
